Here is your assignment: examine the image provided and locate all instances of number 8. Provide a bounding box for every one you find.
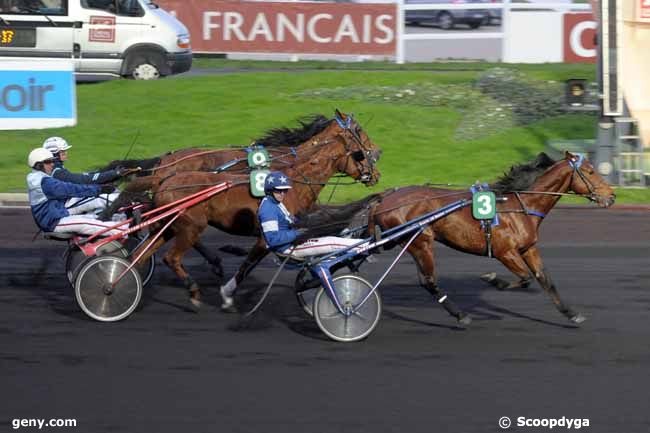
[255,172,267,191]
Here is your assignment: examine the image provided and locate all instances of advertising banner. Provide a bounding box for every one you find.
[563,13,597,63]
[640,0,650,20]
[0,60,76,130]
[158,0,397,55]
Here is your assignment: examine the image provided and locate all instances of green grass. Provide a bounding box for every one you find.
[2,60,648,205]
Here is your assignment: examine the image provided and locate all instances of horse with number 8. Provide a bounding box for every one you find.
[124,110,381,307]
[363,152,615,325]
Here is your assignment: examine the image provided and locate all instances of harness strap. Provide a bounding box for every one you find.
[514,192,546,218]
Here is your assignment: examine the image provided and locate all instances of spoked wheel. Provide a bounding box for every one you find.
[313,275,382,343]
[75,256,142,322]
[65,240,126,287]
[295,268,317,317]
[123,237,156,288]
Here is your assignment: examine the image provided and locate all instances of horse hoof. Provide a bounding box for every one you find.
[480,272,497,283]
[190,297,202,309]
[458,315,472,326]
[569,314,586,324]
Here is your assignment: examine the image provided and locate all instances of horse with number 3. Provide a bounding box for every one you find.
[360,152,615,325]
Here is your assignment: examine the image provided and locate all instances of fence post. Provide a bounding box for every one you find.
[500,0,511,62]
[396,0,405,64]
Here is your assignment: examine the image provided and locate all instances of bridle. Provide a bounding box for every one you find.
[334,114,379,184]
[568,154,600,202]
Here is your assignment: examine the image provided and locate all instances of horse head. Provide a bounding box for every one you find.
[330,109,382,186]
[565,151,616,208]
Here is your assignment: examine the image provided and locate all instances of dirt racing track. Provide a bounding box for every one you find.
[0,206,648,433]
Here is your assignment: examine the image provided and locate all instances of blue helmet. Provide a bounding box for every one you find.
[264,171,292,195]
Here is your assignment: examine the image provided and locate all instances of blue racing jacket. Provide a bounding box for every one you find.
[258,196,297,252]
[51,160,120,184]
[27,170,101,232]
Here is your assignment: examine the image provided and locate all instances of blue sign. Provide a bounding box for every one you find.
[0,60,76,130]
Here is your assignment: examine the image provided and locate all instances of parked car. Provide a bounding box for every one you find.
[483,0,502,25]
[405,0,488,30]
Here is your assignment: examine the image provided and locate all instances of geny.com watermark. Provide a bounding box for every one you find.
[11,418,77,430]
[499,416,590,430]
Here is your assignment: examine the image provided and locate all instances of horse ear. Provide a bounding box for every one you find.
[335,108,345,119]
[565,150,576,160]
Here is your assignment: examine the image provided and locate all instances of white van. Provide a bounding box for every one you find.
[0,0,191,79]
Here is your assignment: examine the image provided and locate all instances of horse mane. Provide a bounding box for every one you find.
[491,152,557,193]
[294,193,382,241]
[253,114,331,148]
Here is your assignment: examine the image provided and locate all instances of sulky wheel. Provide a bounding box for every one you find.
[65,240,127,287]
[122,237,156,288]
[74,256,142,322]
[313,275,382,343]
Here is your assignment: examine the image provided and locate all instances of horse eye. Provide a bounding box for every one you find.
[352,151,365,162]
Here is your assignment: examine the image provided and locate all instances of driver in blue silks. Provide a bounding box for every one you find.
[219,171,361,310]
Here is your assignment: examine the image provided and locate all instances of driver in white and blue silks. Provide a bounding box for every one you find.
[220,171,362,310]
[26,148,123,237]
[43,136,122,215]
[258,171,361,259]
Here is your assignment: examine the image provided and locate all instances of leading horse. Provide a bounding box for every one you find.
[362,152,614,325]
[127,111,381,308]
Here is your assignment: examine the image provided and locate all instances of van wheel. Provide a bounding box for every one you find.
[438,12,454,30]
[132,62,160,80]
[127,52,164,80]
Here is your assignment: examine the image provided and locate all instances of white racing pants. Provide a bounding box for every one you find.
[53,214,125,237]
[65,192,120,215]
[281,236,362,259]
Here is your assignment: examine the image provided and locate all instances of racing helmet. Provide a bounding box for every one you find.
[264,171,292,195]
[43,136,72,154]
[28,148,56,168]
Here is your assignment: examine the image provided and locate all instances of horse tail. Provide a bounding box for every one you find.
[294,193,382,240]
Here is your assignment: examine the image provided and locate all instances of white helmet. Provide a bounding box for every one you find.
[28,148,56,168]
[43,136,71,154]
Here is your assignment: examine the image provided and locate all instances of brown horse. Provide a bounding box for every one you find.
[128,111,381,308]
[101,112,370,275]
[361,152,615,325]
[102,122,327,179]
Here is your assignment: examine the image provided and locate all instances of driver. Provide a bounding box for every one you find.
[26,148,123,236]
[220,171,361,310]
[43,136,125,214]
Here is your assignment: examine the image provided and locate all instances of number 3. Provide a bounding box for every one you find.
[477,195,493,215]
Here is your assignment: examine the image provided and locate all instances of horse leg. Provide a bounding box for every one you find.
[162,228,204,308]
[521,246,585,324]
[219,238,269,312]
[193,240,224,279]
[408,235,471,325]
[481,246,534,290]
